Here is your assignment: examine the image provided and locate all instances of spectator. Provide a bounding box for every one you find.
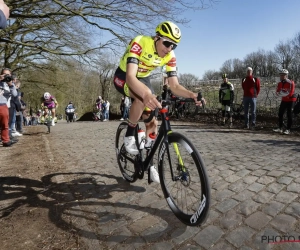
[26,114,31,126]
[0,68,18,147]
[120,96,130,121]
[242,67,260,129]
[219,73,234,127]
[15,80,25,133]
[0,0,9,29]
[95,96,102,110]
[273,69,296,135]
[20,94,28,126]
[103,100,110,121]
[9,75,22,137]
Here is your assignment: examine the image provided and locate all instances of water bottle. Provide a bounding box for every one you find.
[137,129,145,149]
[145,132,156,149]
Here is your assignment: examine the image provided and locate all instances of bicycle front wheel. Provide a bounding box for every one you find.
[115,122,138,183]
[158,132,210,227]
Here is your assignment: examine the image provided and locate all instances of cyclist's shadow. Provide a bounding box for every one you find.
[0,172,188,243]
[0,172,144,218]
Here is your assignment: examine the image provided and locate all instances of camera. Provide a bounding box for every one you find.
[3,74,12,82]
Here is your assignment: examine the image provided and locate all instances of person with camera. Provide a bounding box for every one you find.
[0,0,9,29]
[0,68,18,147]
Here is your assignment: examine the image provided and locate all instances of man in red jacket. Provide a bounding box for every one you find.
[242,67,260,129]
[273,69,296,135]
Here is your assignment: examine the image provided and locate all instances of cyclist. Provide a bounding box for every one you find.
[219,73,234,127]
[41,92,58,126]
[273,69,296,135]
[65,101,76,119]
[65,101,75,110]
[113,21,205,183]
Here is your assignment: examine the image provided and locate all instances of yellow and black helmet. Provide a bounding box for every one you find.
[222,73,228,79]
[155,21,181,44]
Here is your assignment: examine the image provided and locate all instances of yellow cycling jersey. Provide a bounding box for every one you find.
[118,35,177,78]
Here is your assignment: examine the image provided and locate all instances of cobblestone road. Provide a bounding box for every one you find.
[3,120,300,249]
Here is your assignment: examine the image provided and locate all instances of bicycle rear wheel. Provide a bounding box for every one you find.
[115,122,138,182]
[215,109,223,125]
[283,112,300,130]
[158,132,210,226]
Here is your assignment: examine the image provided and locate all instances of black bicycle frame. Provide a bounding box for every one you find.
[139,106,172,172]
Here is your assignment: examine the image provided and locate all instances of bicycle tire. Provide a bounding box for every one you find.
[231,104,244,125]
[185,102,196,117]
[215,109,223,125]
[293,114,300,129]
[283,112,300,130]
[115,122,138,183]
[158,132,210,227]
[46,123,50,133]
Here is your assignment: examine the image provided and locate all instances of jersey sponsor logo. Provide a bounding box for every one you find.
[142,56,150,61]
[138,68,148,73]
[190,195,206,224]
[167,57,176,67]
[114,76,125,87]
[130,42,142,56]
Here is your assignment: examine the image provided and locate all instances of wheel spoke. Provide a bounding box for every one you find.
[159,133,210,226]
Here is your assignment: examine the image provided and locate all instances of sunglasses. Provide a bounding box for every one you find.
[160,37,177,50]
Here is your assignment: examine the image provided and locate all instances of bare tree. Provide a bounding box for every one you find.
[1,0,217,71]
[220,59,233,76]
[178,73,199,88]
[232,58,244,78]
[274,40,295,70]
[202,69,219,81]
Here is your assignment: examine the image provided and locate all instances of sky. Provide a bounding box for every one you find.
[175,0,300,79]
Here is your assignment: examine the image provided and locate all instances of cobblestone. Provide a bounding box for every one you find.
[262,201,285,216]
[277,176,293,185]
[245,211,271,230]
[285,202,300,218]
[219,210,243,230]
[252,191,275,204]
[193,225,223,249]
[270,214,297,233]
[215,198,239,213]
[247,182,265,193]
[226,226,255,248]
[238,200,261,216]
[286,182,300,193]
[274,191,298,203]
[2,121,300,249]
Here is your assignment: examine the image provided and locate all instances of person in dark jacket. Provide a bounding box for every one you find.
[219,73,234,127]
[9,75,23,137]
[242,67,260,129]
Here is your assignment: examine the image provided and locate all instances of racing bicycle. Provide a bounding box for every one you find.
[115,95,210,227]
[215,101,244,127]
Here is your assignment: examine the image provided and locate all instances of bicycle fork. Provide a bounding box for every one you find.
[165,133,188,183]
